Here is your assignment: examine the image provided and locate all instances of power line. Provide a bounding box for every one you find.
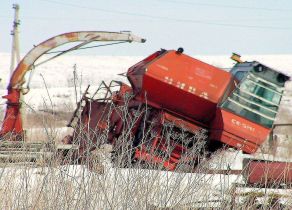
[156,0,292,12]
[1,14,292,25]
[31,16,292,22]
[1,14,291,23]
[39,0,162,19]
[38,0,292,30]
[40,0,292,13]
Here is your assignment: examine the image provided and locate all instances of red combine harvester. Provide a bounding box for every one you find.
[0,30,291,186]
[66,48,292,185]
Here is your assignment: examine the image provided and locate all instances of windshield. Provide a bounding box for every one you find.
[221,72,284,128]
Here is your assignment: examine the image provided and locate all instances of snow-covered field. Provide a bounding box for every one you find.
[1,53,292,208]
[2,53,292,89]
[1,52,292,160]
[1,52,292,143]
[1,52,292,110]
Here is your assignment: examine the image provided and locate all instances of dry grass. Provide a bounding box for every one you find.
[0,74,292,209]
[0,100,287,209]
[0,145,291,209]
[0,116,291,208]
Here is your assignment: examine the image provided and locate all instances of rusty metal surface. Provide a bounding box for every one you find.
[243,158,292,186]
[1,31,145,141]
[9,31,146,90]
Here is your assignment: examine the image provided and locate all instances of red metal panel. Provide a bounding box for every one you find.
[211,108,270,153]
[163,112,202,134]
[127,50,164,95]
[139,50,234,124]
[210,130,259,153]
[244,160,292,186]
[142,75,216,124]
[145,50,232,101]
[0,89,23,140]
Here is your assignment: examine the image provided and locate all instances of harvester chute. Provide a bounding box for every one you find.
[0,31,146,140]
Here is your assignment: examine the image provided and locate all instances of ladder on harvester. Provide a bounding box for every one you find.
[67,85,90,128]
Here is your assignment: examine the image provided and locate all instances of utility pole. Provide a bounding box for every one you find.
[10,4,20,75]
[10,4,25,133]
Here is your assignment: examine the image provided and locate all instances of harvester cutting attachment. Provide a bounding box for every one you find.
[65,81,209,170]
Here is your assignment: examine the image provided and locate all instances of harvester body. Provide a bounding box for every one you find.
[1,31,290,186]
[71,49,289,172]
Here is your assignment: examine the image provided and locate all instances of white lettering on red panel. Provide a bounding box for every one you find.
[231,119,255,132]
[188,86,196,94]
[176,81,185,89]
[164,76,173,84]
[199,92,209,99]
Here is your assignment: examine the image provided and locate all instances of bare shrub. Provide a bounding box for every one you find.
[0,75,291,209]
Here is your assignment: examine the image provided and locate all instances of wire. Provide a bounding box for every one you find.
[39,0,162,18]
[1,14,291,23]
[32,40,128,72]
[44,41,128,54]
[156,0,292,12]
[38,0,292,30]
[7,15,292,24]
[41,0,292,12]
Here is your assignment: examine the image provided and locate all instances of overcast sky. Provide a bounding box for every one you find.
[0,0,292,56]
